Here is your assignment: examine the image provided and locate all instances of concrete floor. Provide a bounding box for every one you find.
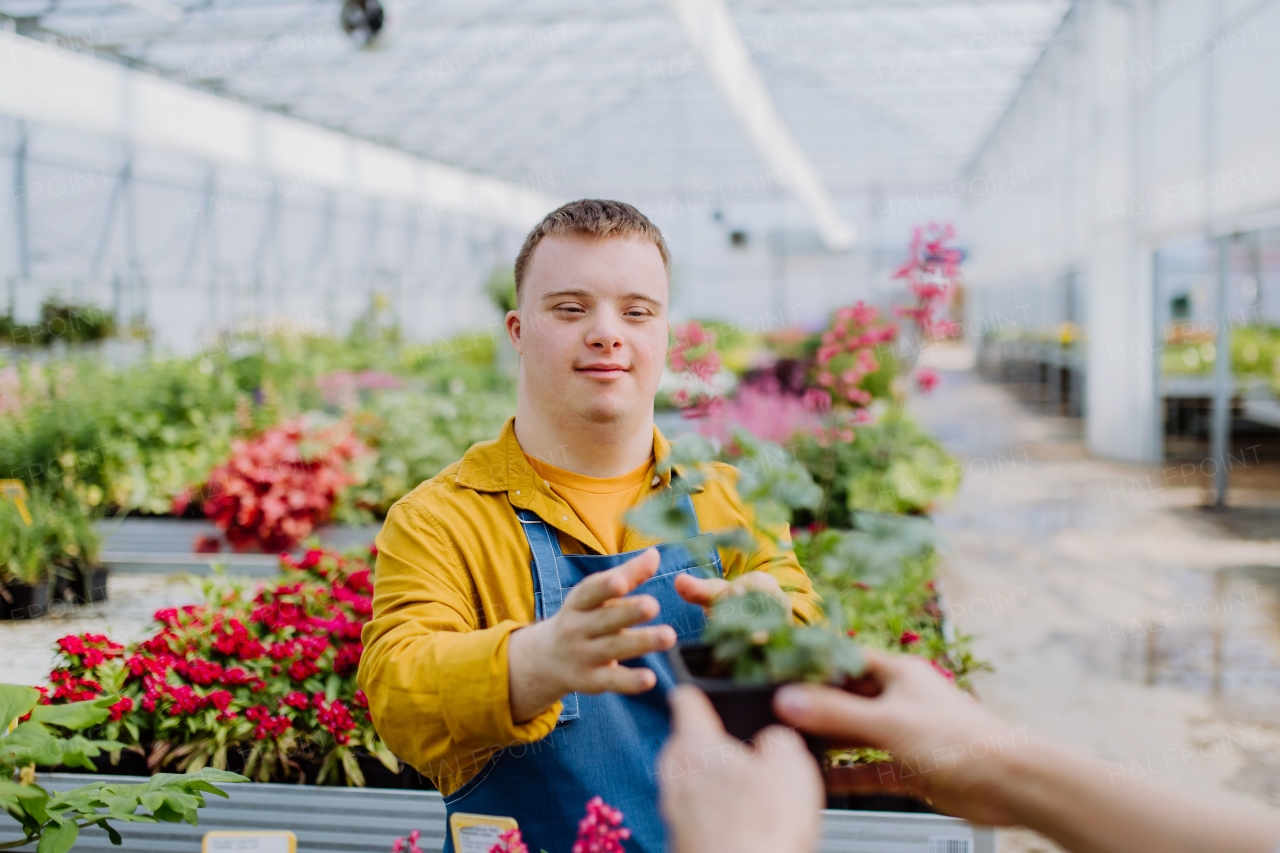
[914,355,1280,852]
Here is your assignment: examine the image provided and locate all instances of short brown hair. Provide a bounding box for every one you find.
[514,199,671,303]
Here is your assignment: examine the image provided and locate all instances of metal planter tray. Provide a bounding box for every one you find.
[0,773,995,852]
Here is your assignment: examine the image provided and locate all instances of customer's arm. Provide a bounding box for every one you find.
[774,649,1280,853]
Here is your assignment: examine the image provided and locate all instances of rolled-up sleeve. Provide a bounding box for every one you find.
[358,502,560,792]
[702,463,825,625]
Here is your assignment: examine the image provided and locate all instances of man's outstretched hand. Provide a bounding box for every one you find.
[508,548,676,723]
[674,570,793,621]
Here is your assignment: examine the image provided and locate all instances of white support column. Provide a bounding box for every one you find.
[1083,0,1161,463]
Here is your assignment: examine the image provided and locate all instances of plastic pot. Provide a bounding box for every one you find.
[0,579,51,620]
[73,565,110,604]
[667,643,829,763]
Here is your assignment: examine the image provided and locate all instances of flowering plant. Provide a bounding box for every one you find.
[390,796,629,853]
[666,321,725,419]
[39,544,394,785]
[0,682,246,853]
[174,419,369,552]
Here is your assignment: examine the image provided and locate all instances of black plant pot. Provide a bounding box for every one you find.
[669,644,935,814]
[667,644,828,763]
[1,579,52,620]
[73,566,110,605]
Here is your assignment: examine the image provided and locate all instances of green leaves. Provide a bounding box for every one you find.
[798,511,942,588]
[701,591,865,686]
[28,697,113,731]
[35,819,77,853]
[0,684,39,735]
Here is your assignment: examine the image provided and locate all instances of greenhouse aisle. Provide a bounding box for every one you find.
[915,347,1280,852]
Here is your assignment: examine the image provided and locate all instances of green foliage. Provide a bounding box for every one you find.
[0,298,115,349]
[334,370,516,522]
[796,511,942,588]
[625,429,821,562]
[1160,325,1280,389]
[1,682,247,852]
[701,591,865,685]
[792,412,961,525]
[0,490,100,589]
[485,267,518,316]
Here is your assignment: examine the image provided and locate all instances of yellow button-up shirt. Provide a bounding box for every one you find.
[358,416,822,794]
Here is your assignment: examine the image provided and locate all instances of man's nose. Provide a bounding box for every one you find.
[585,318,624,350]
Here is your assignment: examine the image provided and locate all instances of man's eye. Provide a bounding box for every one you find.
[557,305,585,314]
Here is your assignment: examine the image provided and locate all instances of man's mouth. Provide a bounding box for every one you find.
[575,363,630,379]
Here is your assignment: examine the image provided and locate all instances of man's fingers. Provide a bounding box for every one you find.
[588,625,675,663]
[674,574,728,607]
[774,683,890,744]
[586,662,658,695]
[566,548,661,611]
[582,594,660,637]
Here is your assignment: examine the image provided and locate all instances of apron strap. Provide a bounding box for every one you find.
[515,490,706,723]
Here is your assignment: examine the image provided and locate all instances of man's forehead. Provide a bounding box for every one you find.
[523,233,668,302]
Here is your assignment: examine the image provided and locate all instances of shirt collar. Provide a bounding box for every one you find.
[456,416,686,498]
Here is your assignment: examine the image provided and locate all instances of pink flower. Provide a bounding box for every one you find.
[488,828,527,853]
[928,659,956,682]
[916,368,940,393]
[899,631,921,647]
[572,797,630,853]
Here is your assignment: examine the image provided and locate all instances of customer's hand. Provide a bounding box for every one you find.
[659,686,823,853]
[675,570,793,622]
[508,548,676,722]
[773,648,1024,826]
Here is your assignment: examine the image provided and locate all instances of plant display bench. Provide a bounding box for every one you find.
[97,519,382,576]
[0,774,996,853]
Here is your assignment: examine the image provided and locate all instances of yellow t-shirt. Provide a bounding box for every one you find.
[523,453,653,555]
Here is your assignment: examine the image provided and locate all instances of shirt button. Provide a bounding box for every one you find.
[563,516,568,521]
[515,490,521,495]
[651,476,660,487]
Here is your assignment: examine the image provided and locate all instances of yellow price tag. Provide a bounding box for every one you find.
[202,831,296,853]
[450,813,519,853]
[0,480,32,526]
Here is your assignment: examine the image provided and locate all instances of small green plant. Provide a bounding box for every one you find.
[700,591,865,685]
[0,683,246,852]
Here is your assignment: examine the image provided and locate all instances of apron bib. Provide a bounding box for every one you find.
[442,492,723,853]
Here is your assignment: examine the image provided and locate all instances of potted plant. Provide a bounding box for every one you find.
[667,590,864,761]
[0,496,52,620]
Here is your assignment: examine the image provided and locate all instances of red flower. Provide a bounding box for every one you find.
[334,643,363,676]
[108,697,133,721]
[288,659,319,681]
[899,631,921,647]
[283,691,310,710]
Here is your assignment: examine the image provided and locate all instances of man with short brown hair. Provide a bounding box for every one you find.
[359,199,820,853]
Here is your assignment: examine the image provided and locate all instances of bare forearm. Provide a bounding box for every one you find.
[991,742,1280,853]
[507,622,565,723]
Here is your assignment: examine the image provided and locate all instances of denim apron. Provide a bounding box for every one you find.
[442,492,722,853]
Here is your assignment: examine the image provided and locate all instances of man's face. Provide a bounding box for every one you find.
[508,233,669,427]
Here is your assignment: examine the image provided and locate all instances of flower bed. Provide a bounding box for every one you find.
[38,544,400,787]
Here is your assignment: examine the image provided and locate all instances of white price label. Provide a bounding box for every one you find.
[456,823,509,853]
[203,831,296,853]
[928,838,972,853]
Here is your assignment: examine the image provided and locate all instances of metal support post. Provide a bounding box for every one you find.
[1210,235,1232,508]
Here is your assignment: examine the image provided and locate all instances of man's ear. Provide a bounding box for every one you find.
[506,310,522,355]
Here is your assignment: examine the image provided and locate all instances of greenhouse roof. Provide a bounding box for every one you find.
[1,0,1069,204]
